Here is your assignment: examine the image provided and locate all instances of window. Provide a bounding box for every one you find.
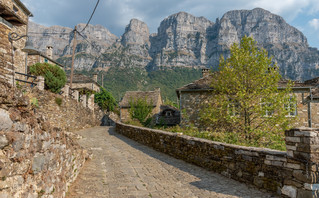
[261,102,274,117]
[165,111,172,117]
[228,101,240,117]
[44,58,48,63]
[285,97,297,117]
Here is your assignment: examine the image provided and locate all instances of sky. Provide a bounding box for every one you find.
[21,0,319,49]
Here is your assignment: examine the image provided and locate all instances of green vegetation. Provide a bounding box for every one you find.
[129,97,153,125]
[160,125,286,151]
[30,97,39,108]
[29,63,66,93]
[199,36,295,149]
[55,97,63,106]
[94,87,116,111]
[101,67,202,102]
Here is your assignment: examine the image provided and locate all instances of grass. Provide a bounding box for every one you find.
[151,125,286,151]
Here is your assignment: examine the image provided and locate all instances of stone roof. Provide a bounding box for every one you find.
[28,52,64,68]
[160,105,179,113]
[67,74,97,84]
[14,0,33,16]
[120,89,161,108]
[176,73,317,94]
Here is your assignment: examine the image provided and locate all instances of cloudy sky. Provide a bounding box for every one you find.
[21,0,319,48]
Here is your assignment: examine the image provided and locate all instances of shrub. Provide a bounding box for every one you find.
[29,63,66,93]
[129,97,153,125]
[94,87,116,111]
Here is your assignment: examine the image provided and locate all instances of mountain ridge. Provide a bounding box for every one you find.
[28,8,319,80]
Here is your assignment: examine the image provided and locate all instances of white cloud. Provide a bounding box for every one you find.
[309,18,319,30]
[250,0,311,21]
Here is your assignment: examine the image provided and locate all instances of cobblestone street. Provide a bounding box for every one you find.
[67,126,274,198]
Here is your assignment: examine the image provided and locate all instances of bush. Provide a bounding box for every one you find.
[129,97,153,125]
[94,87,116,111]
[29,63,66,93]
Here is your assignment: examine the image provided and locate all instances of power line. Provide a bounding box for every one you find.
[75,29,103,70]
[28,32,71,35]
[80,0,100,32]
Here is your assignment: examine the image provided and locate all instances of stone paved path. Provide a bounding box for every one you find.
[67,126,275,198]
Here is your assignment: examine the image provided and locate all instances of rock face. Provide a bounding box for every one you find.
[28,8,319,80]
[207,8,319,80]
[148,12,213,69]
[28,22,118,69]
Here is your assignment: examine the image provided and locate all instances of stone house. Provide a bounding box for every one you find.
[27,46,64,69]
[63,74,101,110]
[156,105,180,126]
[119,89,162,122]
[0,0,32,85]
[176,69,319,129]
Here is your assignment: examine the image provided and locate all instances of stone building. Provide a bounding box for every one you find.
[0,0,33,85]
[176,69,319,129]
[119,89,162,122]
[27,46,64,69]
[64,74,101,110]
[156,105,180,126]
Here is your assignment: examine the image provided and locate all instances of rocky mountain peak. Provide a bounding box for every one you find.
[121,18,150,47]
[76,23,118,44]
[219,8,308,47]
[158,12,213,34]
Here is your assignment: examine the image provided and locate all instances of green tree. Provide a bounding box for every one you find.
[29,63,66,93]
[94,87,116,111]
[201,36,296,141]
[129,97,153,124]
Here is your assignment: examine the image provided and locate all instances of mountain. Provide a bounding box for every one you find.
[28,8,319,80]
[28,22,118,70]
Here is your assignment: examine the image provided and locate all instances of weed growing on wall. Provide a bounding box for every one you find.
[55,97,63,106]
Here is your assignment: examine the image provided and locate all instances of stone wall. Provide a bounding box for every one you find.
[0,22,13,85]
[0,82,87,197]
[179,91,211,128]
[25,87,102,132]
[0,0,30,85]
[116,122,319,198]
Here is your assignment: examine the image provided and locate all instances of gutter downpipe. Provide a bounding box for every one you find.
[308,87,312,128]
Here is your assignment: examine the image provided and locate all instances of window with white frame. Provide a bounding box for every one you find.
[285,97,297,117]
[261,102,274,117]
[228,100,240,117]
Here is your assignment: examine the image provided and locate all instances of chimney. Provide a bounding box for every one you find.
[92,73,98,83]
[46,46,53,59]
[202,68,210,77]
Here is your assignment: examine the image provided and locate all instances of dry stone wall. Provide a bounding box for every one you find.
[116,122,319,198]
[25,87,102,132]
[0,82,87,197]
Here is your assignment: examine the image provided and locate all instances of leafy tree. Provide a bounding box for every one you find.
[201,36,296,141]
[29,63,66,93]
[94,87,116,111]
[129,97,153,124]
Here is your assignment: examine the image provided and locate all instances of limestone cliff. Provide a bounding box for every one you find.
[148,12,213,69]
[28,8,319,80]
[207,8,319,80]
